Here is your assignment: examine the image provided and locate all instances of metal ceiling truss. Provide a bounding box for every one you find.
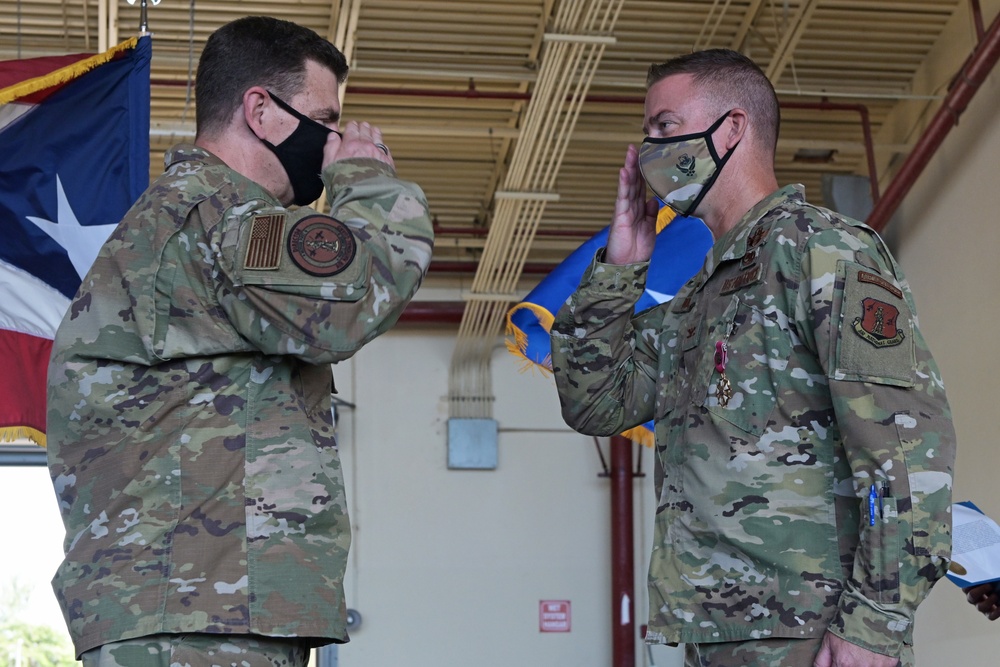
[447,0,625,421]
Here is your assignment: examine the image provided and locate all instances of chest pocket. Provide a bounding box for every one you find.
[695,296,777,437]
[654,307,702,422]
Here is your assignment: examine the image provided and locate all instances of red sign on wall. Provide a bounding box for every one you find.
[539,600,571,632]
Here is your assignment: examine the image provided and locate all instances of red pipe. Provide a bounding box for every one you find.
[348,85,881,209]
[397,300,465,324]
[610,435,636,667]
[867,8,1000,232]
[428,260,558,275]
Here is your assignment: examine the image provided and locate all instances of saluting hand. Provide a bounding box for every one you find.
[323,120,395,170]
[605,144,659,265]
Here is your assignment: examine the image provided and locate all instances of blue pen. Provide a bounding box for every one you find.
[868,484,878,526]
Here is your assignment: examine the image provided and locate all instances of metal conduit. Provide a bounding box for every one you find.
[866,6,1000,232]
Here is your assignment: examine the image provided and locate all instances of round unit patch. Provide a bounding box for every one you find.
[287,215,357,277]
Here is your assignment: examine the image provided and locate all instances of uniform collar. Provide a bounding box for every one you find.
[164,143,227,169]
[701,184,804,277]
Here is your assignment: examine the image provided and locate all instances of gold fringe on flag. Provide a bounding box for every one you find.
[0,36,140,105]
[0,426,46,448]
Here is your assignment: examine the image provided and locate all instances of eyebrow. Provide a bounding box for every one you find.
[316,107,341,124]
[643,111,674,135]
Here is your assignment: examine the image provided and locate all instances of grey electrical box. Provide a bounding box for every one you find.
[447,418,498,470]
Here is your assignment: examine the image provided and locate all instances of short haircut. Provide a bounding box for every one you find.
[646,49,780,152]
[196,16,349,138]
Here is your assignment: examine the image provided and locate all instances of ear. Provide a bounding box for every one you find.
[720,108,749,151]
[242,86,270,141]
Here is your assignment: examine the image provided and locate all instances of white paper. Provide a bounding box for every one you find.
[949,502,1000,587]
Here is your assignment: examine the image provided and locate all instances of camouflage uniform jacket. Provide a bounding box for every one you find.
[551,185,954,656]
[46,144,434,657]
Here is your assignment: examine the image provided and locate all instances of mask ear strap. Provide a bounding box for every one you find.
[684,111,739,216]
[266,91,339,138]
[684,137,738,216]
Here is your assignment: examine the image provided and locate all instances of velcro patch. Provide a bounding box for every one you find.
[244,213,285,270]
[837,261,915,386]
[287,215,357,277]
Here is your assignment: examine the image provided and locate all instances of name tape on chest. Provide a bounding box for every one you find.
[720,264,762,295]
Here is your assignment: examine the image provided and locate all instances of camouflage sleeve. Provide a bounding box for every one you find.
[217,158,434,363]
[549,250,659,436]
[795,225,955,656]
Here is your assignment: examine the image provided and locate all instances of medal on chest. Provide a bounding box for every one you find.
[714,339,733,407]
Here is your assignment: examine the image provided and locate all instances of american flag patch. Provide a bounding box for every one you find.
[244,213,285,270]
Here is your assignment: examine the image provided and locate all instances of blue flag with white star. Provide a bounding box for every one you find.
[0,36,151,445]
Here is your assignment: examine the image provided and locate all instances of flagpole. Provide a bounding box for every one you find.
[126,0,160,36]
[138,0,150,35]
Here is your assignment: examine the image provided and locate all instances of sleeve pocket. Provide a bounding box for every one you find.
[859,496,901,604]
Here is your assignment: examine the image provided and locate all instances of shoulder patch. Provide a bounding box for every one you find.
[287,214,357,277]
[836,261,915,386]
[244,213,286,270]
[853,297,905,348]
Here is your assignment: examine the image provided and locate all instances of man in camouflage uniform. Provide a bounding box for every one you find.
[550,49,954,667]
[46,16,433,666]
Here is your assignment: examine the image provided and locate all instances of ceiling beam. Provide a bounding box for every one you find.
[732,0,767,50]
[765,0,821,82]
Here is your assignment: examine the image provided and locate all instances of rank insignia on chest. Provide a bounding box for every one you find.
[672,295,696,313]
[853,297,905,348]
[288,214,357,277]
[244,213,286,270]
[747,224,769,249]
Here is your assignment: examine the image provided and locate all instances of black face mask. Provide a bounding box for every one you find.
[261,91,337,206]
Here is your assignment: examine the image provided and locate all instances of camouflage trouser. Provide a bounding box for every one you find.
[684,636,913,667]
[79,633,310,667]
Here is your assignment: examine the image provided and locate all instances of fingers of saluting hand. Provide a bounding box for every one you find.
[615,145,645,218]
[328,121,395,167]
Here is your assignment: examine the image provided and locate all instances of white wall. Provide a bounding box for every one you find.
[893,63,1000,664]
[333,329,682,666]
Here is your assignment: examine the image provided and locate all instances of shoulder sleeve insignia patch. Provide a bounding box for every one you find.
[853,297,905,348]
[244,213,286,270]
[287,214,357,277]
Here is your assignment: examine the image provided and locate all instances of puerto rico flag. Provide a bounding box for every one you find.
[0,36,151,446]
[505,208,713,446]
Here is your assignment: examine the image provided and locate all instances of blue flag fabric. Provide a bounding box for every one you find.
[505,212,714,446]
[0,36,151,445]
